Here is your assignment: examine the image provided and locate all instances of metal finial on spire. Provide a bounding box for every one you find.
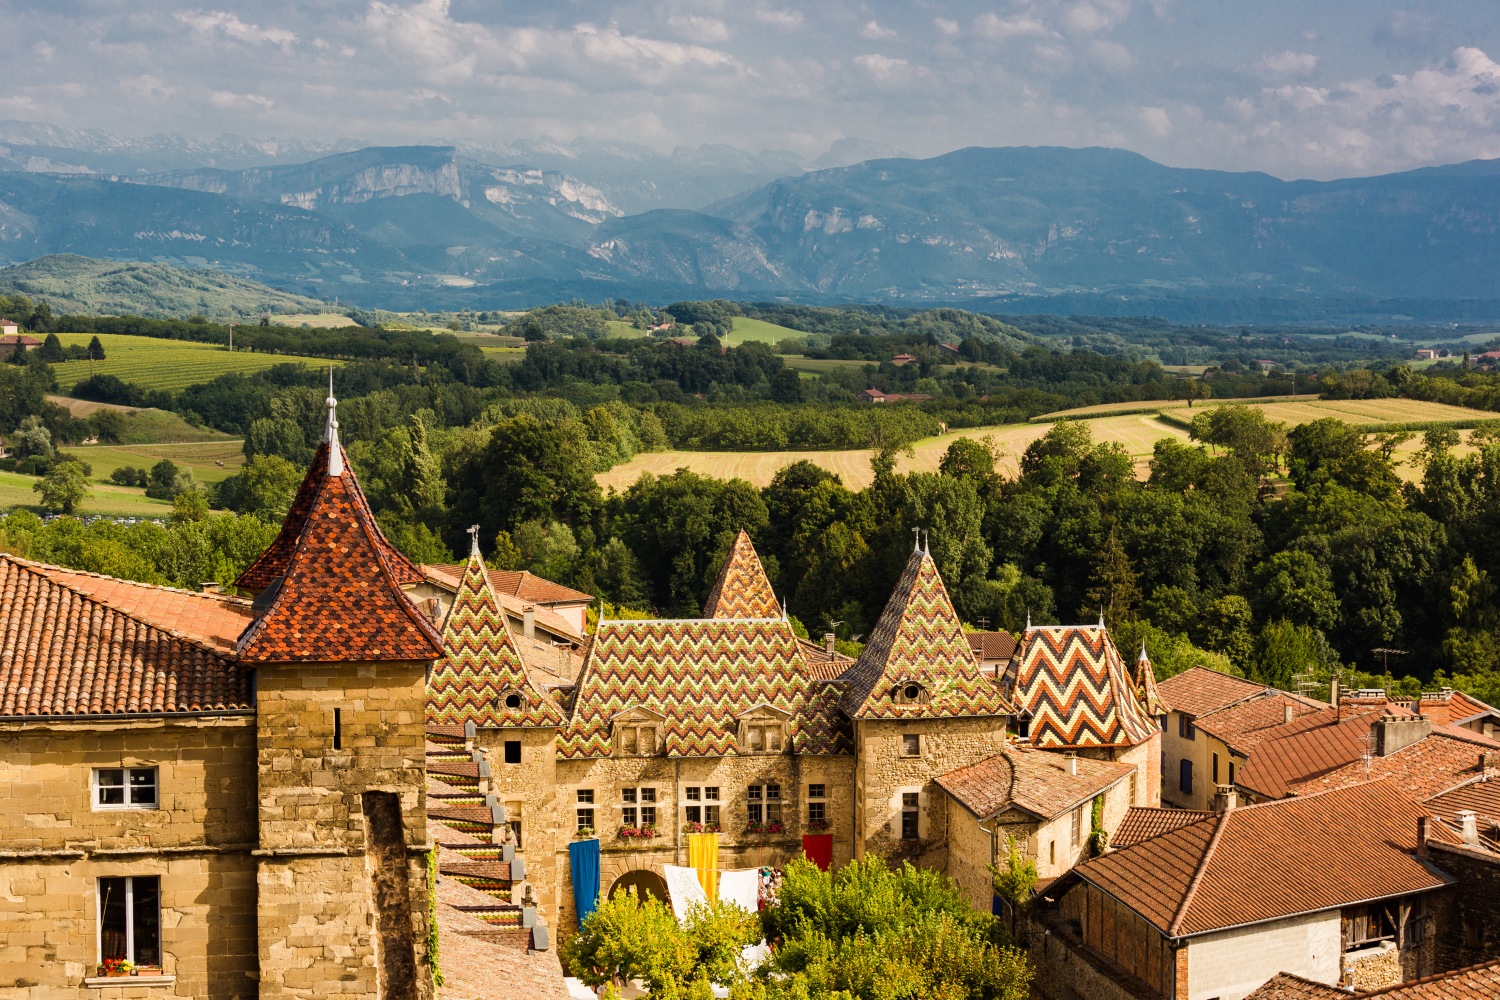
[598,597,607,625]
[1138,640,1149,663]
[911,526,921,553]
[923,529,931,556]
[781,595,788,621]
[324,367,344,476]
[467,524,481,558]
[1026,609,1032,630]
[1098,607,1106,628]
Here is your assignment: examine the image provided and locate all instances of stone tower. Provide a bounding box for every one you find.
[235,389,445,1000]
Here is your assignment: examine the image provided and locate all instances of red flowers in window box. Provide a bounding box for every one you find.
[617,825,658,841]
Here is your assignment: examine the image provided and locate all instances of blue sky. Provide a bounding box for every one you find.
[2,0,1498,178]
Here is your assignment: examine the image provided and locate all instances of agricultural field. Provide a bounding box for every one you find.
[47,396,230,444]
[1039,394,1317,419]
[726,317,806,347]
[70,441,246,486]
[1189,397,1491,428]
[780,357,872,376]
[48,333,341,392]
[274,313,360,328]
[0,471,173,518]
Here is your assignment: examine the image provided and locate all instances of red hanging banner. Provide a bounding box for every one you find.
[801,833,833,871]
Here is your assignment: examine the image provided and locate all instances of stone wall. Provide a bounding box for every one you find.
[1427,842,1500,972]
[1027,906,1168,1000]
[255,660,433,1000]
[477,727,560,913]
[943,798,996,912]
[854,717,1009,866]
[0,853,258,999]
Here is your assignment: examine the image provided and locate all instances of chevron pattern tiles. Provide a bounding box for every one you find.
[840,549,1011,720]
[1007,626,1158,749]
[427,548,564,728]
[558,618,850,759]
[702,530,782,619]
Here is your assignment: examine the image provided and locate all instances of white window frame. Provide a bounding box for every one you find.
[620,786,658,829]
[96,875,161,967]
[683,785,721,827]
[93,767,159,811]
[747,783,783,826]
[576,788,595,832]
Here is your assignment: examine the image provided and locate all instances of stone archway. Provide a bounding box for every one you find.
[609,869,670,904]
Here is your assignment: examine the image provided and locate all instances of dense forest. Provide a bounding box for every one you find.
[6,295,1500,705]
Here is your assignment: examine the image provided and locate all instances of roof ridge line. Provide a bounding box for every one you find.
[1168,809,1231,937]
[4,552,251,605]
[3,554,239,661]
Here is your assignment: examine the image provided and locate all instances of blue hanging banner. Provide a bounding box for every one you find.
[570,838,602,928]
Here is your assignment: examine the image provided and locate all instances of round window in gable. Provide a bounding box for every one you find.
[903,683,921,700]
[503,693,523,710]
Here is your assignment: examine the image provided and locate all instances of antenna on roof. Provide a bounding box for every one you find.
[467,524,481,558]
[324,367,343,476]
[911,526,921,553]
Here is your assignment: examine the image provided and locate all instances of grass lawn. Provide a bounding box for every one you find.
[725,317,806,347]
[0,471,174,518]
[49,333,342,392]
[780,357,872,375]
[70,441,246,486]
[47,396,231,444]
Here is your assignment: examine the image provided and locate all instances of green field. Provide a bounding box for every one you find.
[725,317,806,346]
[781,357,872,375]
[47,396,231,444]
[70,441,247,485]
[274,313,361,328]
[48,333,341,392]
[0,471,175,518]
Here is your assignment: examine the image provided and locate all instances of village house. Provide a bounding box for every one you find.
[1247,957,1500,1000]
[0,319,20,337]
[0,332,41,356]
[966,629,1018,677]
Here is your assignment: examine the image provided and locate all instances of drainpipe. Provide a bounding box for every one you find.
[674,757,682,867]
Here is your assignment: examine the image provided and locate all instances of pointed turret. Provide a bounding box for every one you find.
[1134,642,1167,716]
[1004,623,1158,749]
[428,528,564,727]
[235,388,443,663]
[702,530,781,619]
[839,544,1011,719]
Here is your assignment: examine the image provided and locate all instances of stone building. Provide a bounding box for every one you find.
[0,396,445,999]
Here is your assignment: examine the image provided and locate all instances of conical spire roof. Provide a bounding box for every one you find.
[702,530,781,619]
[428,535,563,727]
[1135,643,1167,716]
[235,392,443,664]
[839,546,1011,719]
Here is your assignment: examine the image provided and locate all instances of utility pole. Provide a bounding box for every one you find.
[1370,648,1407,693]
[228,322,234,353]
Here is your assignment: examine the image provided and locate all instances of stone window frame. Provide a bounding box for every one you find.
[497,687,528,713]
[807,783,827,825]
[890,678,931,706]
[612,707,666,757]
[899,733,922,758]
[683,785,721,828]
[620,786,658,830]
[736,704,791,755]
[900,792,919,840]
[746,782,783,827]
[93,766,159,811]
[576,788,596,832]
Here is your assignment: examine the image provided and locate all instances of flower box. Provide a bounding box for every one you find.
[617,826,658,841]
[806,818,831,832]
[681,821,721,835]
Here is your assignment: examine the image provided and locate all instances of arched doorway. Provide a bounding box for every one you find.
[609,870,669,904]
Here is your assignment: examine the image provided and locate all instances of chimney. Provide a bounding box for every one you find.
[1375,714,1432,756]
[1330,677,1340,715]
[522,605,536,640]
[1283,702,1295,724]
[1067,754,1078,776]
[1458,810,1479,846]
[824,632,837,655]
[1212,785,1238,813]
[1416,816,1430,858]
[200,582,223,595]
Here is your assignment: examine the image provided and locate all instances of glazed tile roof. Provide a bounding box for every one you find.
[1004,625,1157,748]
[560,618,849,758]
[935,744,1133,821]
[1111,807,1215,849]
[236,437,445,664]
[840,547,1011,720]
[0,555,252,717]
[1243,973,1347,1000]
[1290,729,1500,800]
[1133,647,1168,716]
[235,441,424,593]
[427,545,565,729]
[1156,666,1269,719]
[702,530,782,619]
[1195,694,1325,757]
[1073,780,1451,938]
[31,564,253,655]
[966,631,1018,662]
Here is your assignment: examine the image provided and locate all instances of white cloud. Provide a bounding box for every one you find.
[177,10,297,49]
[934,18,959,37]
[1091,39,1134,71]
[1062,0,1131,35]
[859,20,897,41]
[669,15,731,44]
[753,8,803,31]
[1260,50,1319,78]
[854,53,911,82]
[972,12,1052,42]
[209,90,275,111]
[1138,105,1170,136]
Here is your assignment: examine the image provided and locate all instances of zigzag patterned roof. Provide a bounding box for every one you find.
[702,530,781,619]
[1004,626,1158,748]
[559,619,849,758]
[427,546,564,729]
[839,548,1011,720]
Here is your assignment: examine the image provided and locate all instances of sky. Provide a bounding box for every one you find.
[2,0,1499,179]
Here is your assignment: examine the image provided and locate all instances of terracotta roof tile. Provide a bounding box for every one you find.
[31,565,253,655]
[235,440,445,664]
[966,631,1018,661]
[1236,706,1395,799]
[426,565,592,606]
[0,555,252,717]
[427,546,565,729]
[1291,730,1500,800]
[1413,689,1500,727]
[1196,694,1325,756]
[422,565,583,642]
[1156,666,1268,718]
[702,530,782,619]
[1346,958,1500,998]
[1243,972,1348,1000]
[1075,780,1451,938]
[560,619,850,758]
[1112,807,1215,849]
[1424,776,1500,848]
[935,745,1134,821]
[840,548,1011,721]
[1004,625,1157,748]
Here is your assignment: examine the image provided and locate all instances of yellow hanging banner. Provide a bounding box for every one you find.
[686,832,719,899]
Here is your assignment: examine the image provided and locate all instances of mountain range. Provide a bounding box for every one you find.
[2,125,1498,320]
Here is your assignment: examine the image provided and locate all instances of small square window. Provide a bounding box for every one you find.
[577,808,594,831]
[503,740,522,764]
[640,788,656,803]
[95,767,157,810]
[623,806,637,826]
[808,783,825,799]
[808,801,825,823]
[901,734,921,757]
[686,786,701,801]
[577,789,595,804]
[705,786,719,800]
[622,788,637,804]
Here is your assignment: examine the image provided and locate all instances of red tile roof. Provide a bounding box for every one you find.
[421,565,583,642]
[1424,775,1500,847]
[235,441,423,593]
[966,630,1018,661]
[1243,973,1347,1000]
[1414,689,1500,727]
[1258,958,1500,999]
[31,565,253,655]
[1111,807,1215,849]
[1074,780,1451,938]
[427,565,592,606]
[936,745,1133,821]
[702,529,781,619]
[1236,706,1395,799]
[1196,694,1325,756]
[1155,666,1268,718]
[840,548,1011,720]
[0,555,252,717]
[1004,625,1157,748]
[236,439,444,664]
[1291,729,1500,800]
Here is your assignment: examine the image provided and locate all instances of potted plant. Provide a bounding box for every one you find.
[765,820,785,835]
[100,959,135,978]
[807,818,830,832]
[682,820,705,834]
[574,826,595,840]
[745,821,764,836]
